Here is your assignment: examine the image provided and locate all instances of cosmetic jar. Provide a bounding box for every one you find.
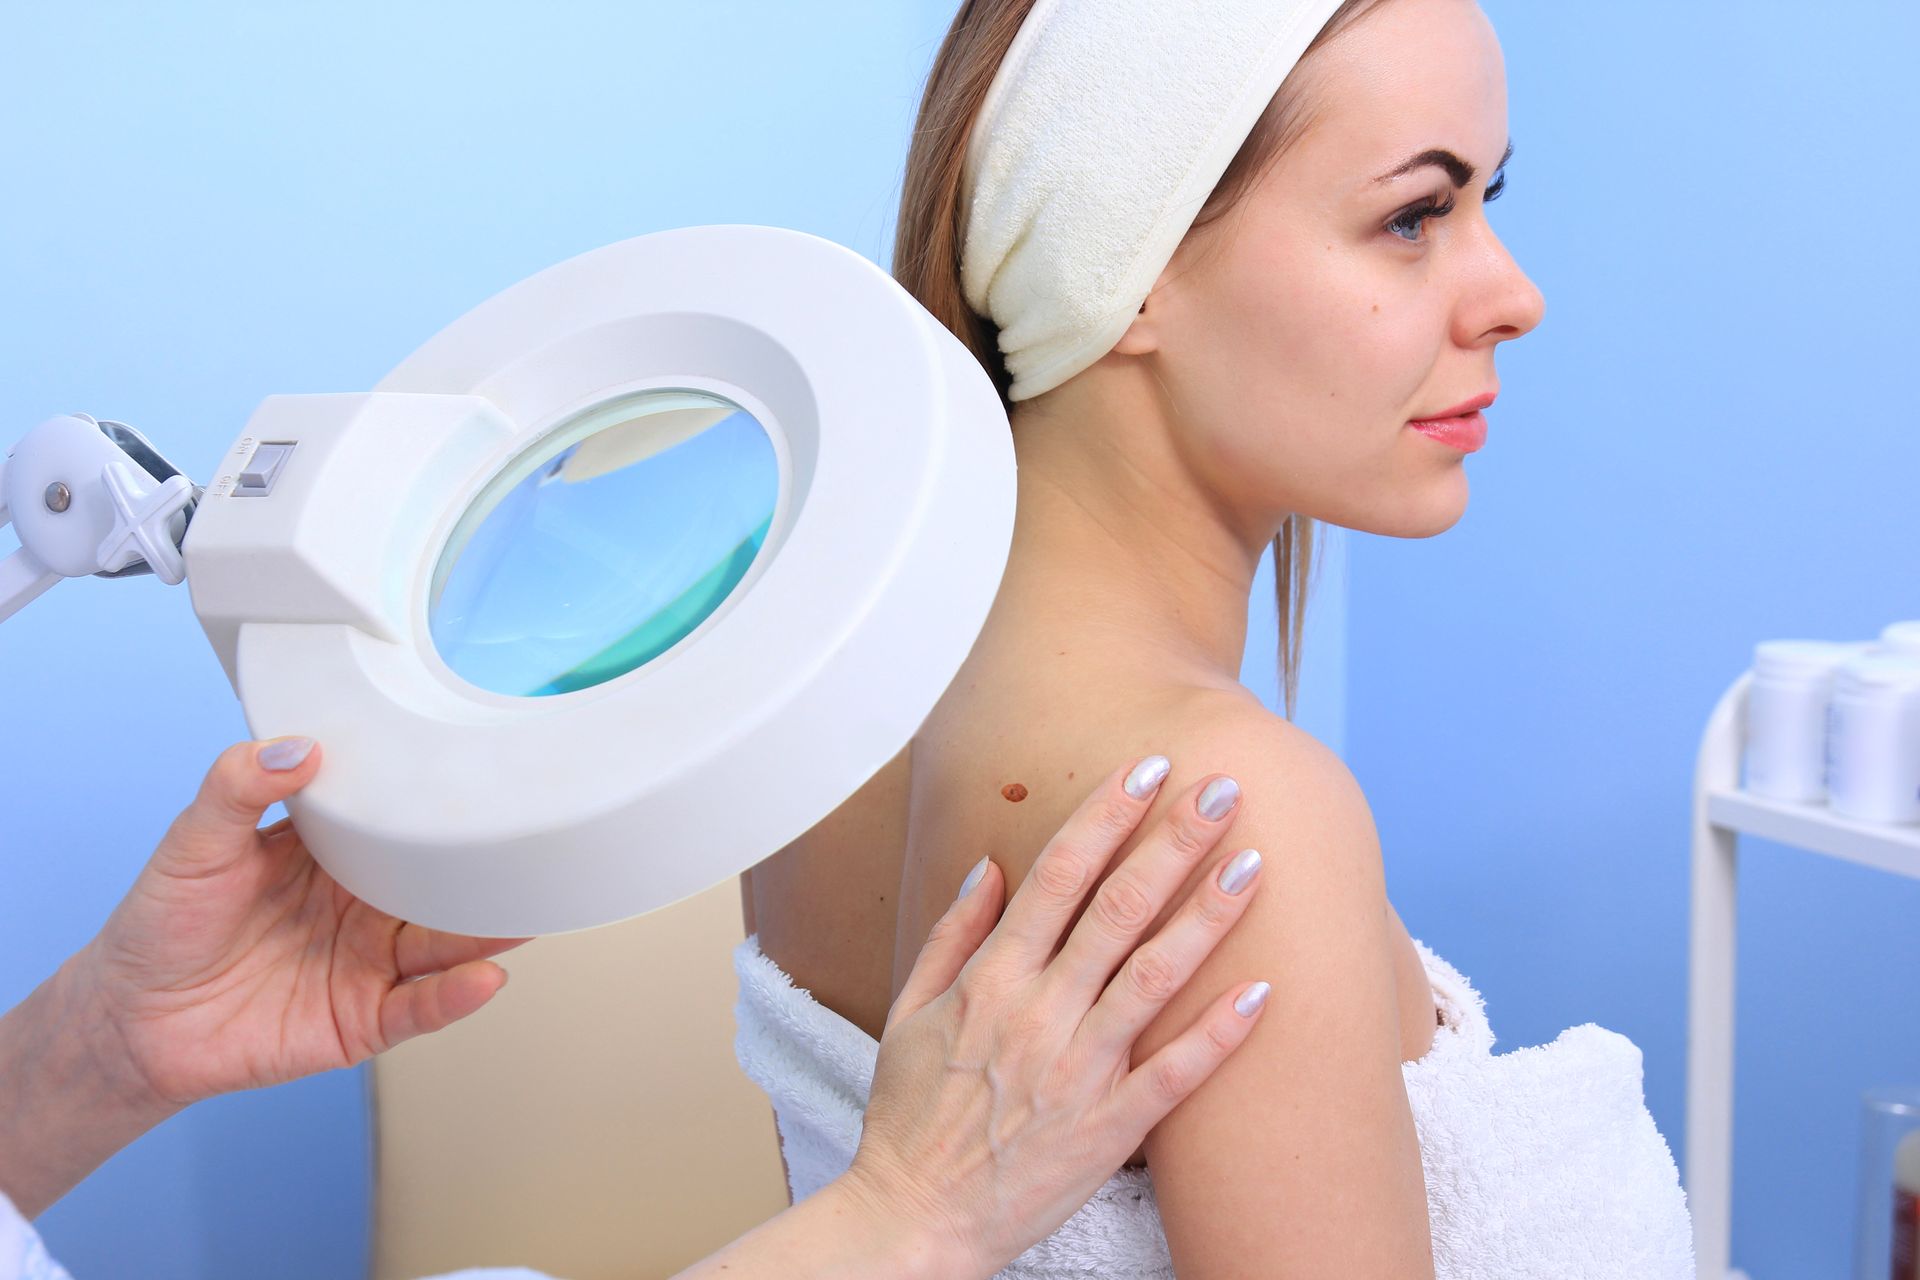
[1745,640,1874,802]
[1881,620,1920,659]
[1826,652,1920,825]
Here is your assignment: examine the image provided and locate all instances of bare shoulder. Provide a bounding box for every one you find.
[1124,686,1433,1276]
[911,679,1386,958]
[1155,685,1382,886]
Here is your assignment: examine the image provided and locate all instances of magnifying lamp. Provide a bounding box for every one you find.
[0,225,1015,937]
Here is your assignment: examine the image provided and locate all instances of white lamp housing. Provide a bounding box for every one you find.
[183,225,1015,937]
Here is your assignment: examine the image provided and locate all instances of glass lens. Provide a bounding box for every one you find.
[429,389,778,697]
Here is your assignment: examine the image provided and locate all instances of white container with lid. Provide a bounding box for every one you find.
[1826,652,1920,825]
[1745,640,1875,802]
[1881,620,1920,658]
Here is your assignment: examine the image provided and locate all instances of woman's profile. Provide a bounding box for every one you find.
[736,0,1695,1274]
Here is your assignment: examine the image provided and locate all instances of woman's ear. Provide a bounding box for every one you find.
[1112,246,1193,357]
[1109,291,1159,356]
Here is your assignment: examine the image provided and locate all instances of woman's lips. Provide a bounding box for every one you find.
[1406,410,1487,452]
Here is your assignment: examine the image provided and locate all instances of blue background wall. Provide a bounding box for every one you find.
[1343,4,1920,1278]
[1,2,1912,1277]
[0,4,967,1277]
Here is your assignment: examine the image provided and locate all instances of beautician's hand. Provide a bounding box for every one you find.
[83,735,529,1097]
[676,756,1270,1280]
[0,736,529,1218]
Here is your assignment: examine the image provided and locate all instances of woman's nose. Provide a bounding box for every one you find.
[1501,262,1547,342]
[1464,226,1545,346]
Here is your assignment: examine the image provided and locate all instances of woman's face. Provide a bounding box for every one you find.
[1117,0,1544,542]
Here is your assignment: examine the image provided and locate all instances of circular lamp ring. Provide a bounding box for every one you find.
[184,225,1015,937]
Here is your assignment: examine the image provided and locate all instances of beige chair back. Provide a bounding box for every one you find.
[369,877,790,1279]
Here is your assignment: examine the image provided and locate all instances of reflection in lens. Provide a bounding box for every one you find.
[429,390,778,696]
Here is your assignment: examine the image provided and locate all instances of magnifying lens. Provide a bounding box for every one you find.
[3,225,1014,937]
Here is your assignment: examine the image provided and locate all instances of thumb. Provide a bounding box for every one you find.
[884,856,1003,1037]
[160,737,322,877]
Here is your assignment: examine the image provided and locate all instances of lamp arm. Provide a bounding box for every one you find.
[0,414,200,625]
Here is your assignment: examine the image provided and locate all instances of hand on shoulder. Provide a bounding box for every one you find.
[1119,686,1435,1276]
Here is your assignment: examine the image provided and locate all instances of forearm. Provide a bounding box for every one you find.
[0,948,181,1219]
[669,1174,973,1280]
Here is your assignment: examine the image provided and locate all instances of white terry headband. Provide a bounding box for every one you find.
[959,0,1348,402]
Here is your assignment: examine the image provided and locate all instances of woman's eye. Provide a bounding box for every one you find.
[1385,170,1506,244]
[1387,195,1455,243]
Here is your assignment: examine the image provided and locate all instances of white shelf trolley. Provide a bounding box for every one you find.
[1689,669,1920,1279]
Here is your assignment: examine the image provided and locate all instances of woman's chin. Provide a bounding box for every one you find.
[1353,475,1469,540]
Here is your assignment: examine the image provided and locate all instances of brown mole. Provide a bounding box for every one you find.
[1001,782,1029,802]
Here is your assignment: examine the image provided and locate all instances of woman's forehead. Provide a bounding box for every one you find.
[1292,9,1510,192]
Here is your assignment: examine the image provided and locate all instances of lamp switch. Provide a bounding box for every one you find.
[234,441,295,496]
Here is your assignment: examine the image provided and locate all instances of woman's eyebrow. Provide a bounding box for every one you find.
[1374,139,1514,188]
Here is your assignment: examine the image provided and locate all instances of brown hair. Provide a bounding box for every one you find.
[892,0,1391,719]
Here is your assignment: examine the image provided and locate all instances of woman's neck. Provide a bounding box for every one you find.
[980,404,1276,691]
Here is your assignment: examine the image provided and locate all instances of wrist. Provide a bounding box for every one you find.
[829,1163,981,1280]
[61,944,152,1085]
[667,1170,980,1280]
[0,947,182,1217]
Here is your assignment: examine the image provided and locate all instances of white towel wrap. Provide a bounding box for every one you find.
[733,930,1697,1278]
[959,0,1349,401]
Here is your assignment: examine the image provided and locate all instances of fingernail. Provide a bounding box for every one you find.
[1234,981,1271,1018]
[957,856,989,901]
[259,737,316,771]
[1218,848,1262,895]
[1197,776,1240,821]
[1123,754,1171,799]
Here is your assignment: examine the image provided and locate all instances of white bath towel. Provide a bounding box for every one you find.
[733,932,1696,1278]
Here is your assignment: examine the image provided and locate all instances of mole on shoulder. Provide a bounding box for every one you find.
[1067,771,1074,780]
[1001,782,1029,802]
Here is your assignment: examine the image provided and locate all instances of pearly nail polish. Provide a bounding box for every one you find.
[1124,755,1172,799]
[1197,776,1240,821]
[957,856,989,901]
[1218,848,1262,895]
[259,737,316,771]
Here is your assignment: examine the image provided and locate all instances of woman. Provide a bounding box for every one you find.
[739,0,1695,1275]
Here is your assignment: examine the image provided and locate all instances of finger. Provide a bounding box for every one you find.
[883,857,1004,1037]
[159,738,324,878]
[1076,845,1263,1060]
[394,924,535,982]
[1047,773,1243,1005]
[984,755,1172,973]
[1109,978,1269,1139]
[377,959,510,1050]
